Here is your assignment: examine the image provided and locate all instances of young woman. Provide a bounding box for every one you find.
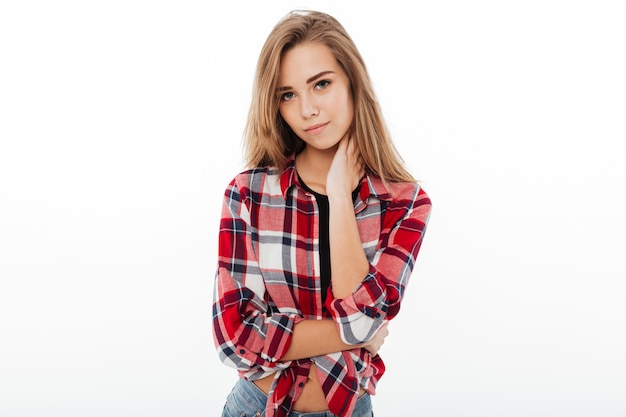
[213,10,431,417]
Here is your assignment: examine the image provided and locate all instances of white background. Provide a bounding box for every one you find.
[1,1,625,416]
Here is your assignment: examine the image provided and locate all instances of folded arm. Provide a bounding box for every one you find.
[328,180,432,345]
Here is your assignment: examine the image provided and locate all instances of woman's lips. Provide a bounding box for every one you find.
[304,122,329,135]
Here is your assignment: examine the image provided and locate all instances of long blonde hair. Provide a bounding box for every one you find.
[243,10,415,183]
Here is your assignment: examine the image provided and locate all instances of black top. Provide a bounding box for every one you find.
[298,175,360,305]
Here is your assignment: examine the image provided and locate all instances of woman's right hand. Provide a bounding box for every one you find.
[326,135,364,200]
[362,322,389,356]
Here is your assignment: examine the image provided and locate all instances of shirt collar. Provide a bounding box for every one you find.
[279,156,393,202]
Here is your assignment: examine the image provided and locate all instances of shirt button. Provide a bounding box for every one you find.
[298,382,305,388]
[239,349,245,354]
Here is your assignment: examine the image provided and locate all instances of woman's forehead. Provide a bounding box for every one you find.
[278,43,344,86]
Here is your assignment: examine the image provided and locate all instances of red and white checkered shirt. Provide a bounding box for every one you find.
[212,159,431,417]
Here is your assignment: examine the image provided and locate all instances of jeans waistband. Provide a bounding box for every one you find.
[231,377,372,417]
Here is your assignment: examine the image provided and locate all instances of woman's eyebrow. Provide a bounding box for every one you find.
[306,70,334,84]
[277,71,335,92]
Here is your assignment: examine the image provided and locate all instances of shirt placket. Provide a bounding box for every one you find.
[301,188,323,319]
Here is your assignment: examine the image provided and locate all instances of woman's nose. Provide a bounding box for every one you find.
[299,94,319,119]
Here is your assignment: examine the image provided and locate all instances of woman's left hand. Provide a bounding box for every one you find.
[326,136,364,199]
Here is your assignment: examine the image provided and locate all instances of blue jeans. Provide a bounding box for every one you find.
[221,377,374,417]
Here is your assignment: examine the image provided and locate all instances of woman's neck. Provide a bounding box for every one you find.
[295,145,338,195]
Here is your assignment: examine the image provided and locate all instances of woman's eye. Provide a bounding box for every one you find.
[314,80,330,89]
[281,92,296,101]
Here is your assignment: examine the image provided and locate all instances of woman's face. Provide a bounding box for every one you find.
[277,42,354,153]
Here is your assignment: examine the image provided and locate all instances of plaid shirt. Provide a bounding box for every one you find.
[212,159,431,417]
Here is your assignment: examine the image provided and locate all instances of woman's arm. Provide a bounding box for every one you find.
[213,176,302,370]
[281,319,352,361]
[327,195,370,299]
[325,138,432,345]
[281,319,388,361]
[326,138,370,299]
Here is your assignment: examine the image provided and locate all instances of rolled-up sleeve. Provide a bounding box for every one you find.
[329,185,431,345]
[212,177,302,371]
